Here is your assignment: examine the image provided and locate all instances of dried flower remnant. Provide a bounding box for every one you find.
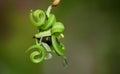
[52,0,61,7]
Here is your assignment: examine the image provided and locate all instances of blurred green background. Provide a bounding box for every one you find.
[0,0,120,74]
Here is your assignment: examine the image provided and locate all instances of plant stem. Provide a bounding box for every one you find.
[46,5,52,17]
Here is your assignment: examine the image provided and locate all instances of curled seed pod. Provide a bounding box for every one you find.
[35,29,51,38]
[26,45,46,63]
[30,10,46,26]
[51,35,65,56]
[51,22,64,35]
[40,14,56,30]
[52,0,61,7]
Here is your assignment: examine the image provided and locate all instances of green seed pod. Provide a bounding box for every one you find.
[26,45,46,63]
[51,22,64,35]
[40,14,56,30]
[35,29,51,38]
[30,10,46,26]
[51,35,65,56]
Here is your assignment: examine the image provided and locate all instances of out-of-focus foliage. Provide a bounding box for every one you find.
[0,0,120,74]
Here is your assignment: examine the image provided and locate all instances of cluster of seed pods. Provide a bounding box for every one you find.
[26,0,68,67]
